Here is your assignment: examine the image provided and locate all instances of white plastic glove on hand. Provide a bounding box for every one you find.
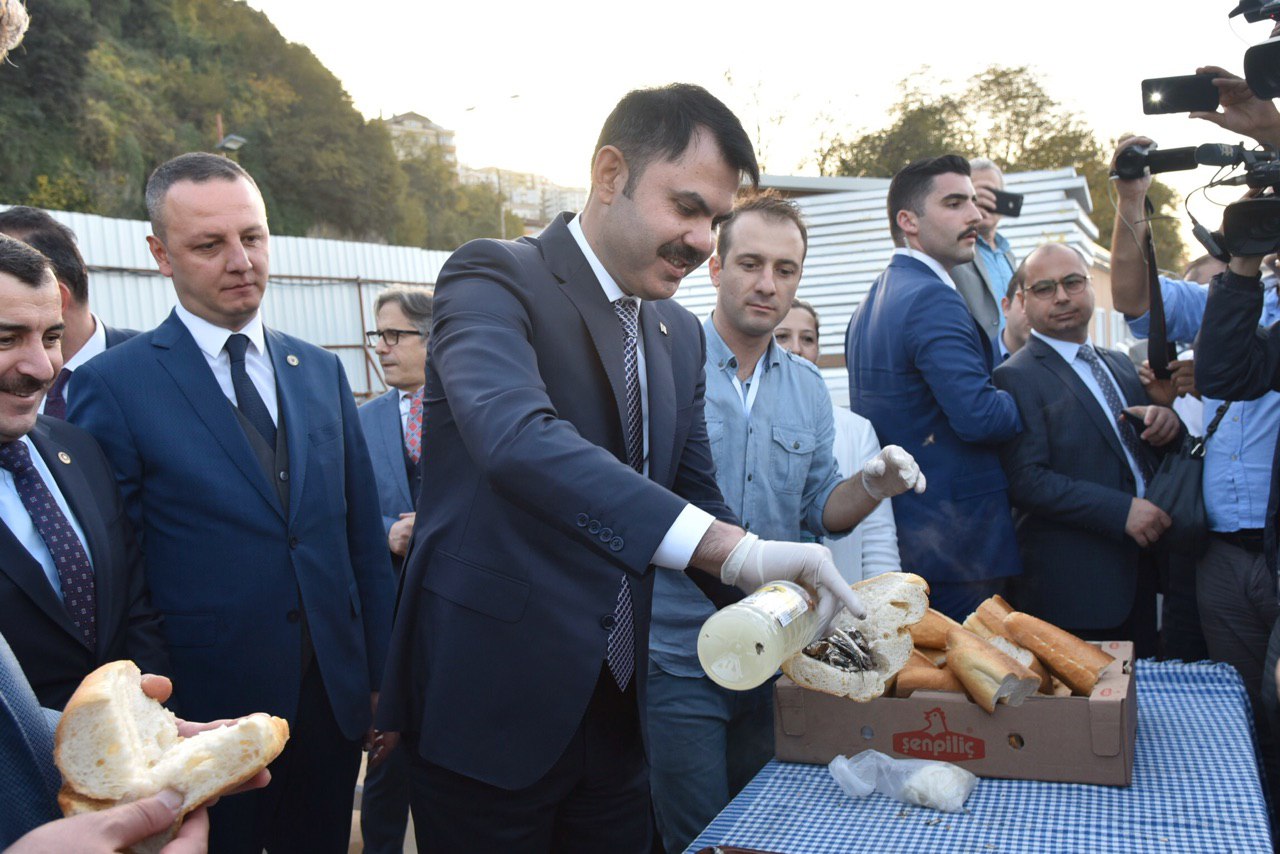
[720,533,867,633]
[861,445,926,501]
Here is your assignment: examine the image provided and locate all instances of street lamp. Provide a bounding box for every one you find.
[464,95,520,240]
[216,134,247,154]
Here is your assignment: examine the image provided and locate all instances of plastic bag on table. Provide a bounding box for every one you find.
[828,749,977,813]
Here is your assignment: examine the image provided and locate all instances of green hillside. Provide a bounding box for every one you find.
[0,0,517,247]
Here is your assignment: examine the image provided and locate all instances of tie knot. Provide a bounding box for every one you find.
[0,441,34,477]
[1077,344,1098,364]
[612,298,639,335]
[224,333,251,363]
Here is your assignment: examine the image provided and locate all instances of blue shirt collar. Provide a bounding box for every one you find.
[703,313,782,374]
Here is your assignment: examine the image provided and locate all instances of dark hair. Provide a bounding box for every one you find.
[886,154,971,247]
[790,297,820,334]
[375,286,434,337]
[718,190,808,261]
[0,207,88,303]
[595,84,759,196]
[146,153,260,237]
[0,234,55,289]
[1006,259,1027,301]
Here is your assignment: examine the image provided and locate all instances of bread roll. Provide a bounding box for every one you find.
[961,612,996,640]
[987,635,1053,694]
[945,628,1041,713]
[908,608,961,649]
[904,648,939,670]
[896,665,964,697]
[55,661,288,854]
[914,646,947,667]
[1002,612,1116,696]
[974,597,1015,640]
[782,572,929,701]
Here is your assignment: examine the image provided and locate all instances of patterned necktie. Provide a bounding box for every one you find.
[44,368,71,420]
[0,442,96,648]
[224,334,276,447]
[405,387,424,465]
[1077,345,1152,487]
[607,297,642,690]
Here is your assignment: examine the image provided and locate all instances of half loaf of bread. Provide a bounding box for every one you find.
[782,572,930,701]
[945,628,1041,713]
[1002,612,1116,695]
[56,661,289,854]
[907,608,962,649]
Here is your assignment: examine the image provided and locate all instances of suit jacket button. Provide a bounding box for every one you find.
[286,609,300,624]
[599,527,613,541]
[588,520,602,534]
[289,537,299,549]
[600,614,617,631]
[278,471,289,482]
[609,537,624,552]
[576,513,589,527]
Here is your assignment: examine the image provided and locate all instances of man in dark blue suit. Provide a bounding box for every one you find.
[846,155,1024,621]
[994,243,1181,657]
[376,84,868,853]
[0,235,167,710]
[356,284,431,854]
[68,153,396,853]
[0,207,138,419]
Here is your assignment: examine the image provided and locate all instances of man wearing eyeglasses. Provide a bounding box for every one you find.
[994,242,1182,657]
[356,286,430,854]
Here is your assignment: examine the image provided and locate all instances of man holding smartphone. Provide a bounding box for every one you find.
[952,158,1019,361]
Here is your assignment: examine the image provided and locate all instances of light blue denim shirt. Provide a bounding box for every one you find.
[1128,275,1280,531]
[648,315,845,678]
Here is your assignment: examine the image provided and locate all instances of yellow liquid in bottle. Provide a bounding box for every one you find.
[697,581,820,691]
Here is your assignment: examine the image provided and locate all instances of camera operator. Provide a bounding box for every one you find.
[1110,128,1280,797]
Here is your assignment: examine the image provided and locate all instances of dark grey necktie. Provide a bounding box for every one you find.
[607,297,641,690]
[224,334,276,447]
[1077,345,1152,487]
[44,369,71,420]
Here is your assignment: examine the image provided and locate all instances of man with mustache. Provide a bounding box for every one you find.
[993,242,1181,657]
[0,234,167,711]
[375,85,869,852]
[845,155,1023,621]
[647,192,923,852]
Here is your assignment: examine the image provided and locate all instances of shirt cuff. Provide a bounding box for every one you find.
[651,504,716,570]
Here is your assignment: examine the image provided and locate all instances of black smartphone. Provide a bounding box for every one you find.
[1141,73,1220,114]
[1120,410,1148,433]
[990,189,1023,217]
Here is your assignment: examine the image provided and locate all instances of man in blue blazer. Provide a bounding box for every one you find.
[356,284,431,854]
[377,84,868,852]
[994,243,1182,657]
[0,207,138,419]
[845,155,1024,620]
[68,153,396,853]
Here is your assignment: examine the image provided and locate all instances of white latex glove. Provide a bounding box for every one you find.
[720,533,867,632]
[861,445,926,501]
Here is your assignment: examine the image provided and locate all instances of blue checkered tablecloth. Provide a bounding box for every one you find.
[687,660,1271,853]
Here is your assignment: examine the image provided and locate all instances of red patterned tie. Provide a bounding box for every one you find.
[0,442,96,648]
[406,387,424,465]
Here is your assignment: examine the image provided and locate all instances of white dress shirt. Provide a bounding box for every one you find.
[1030,330,1147,497]
[397,389,414,439]
[567,214,715,570]
[40,313,108,415]
[893,246,959,291]
[0,435,94,600]
[174,304,278,426]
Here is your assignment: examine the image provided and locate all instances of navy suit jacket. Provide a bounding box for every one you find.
[994,336,1177,628]
[358,389,414,539]
[845,254,1023,585]
[67,312,395,739]
[0,417,168,709]
[102,323,139,349]
[0,631,62,847]
[376,213,735,789]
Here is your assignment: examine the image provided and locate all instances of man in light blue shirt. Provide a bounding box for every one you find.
[952,158,1018,360]
[647,192,923,853]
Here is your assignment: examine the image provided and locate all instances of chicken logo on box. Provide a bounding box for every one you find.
[892,707,985,761]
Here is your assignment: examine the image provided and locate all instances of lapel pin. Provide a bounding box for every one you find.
[286,354,300,366]
[659,321,669,336]
[57,451,72,465]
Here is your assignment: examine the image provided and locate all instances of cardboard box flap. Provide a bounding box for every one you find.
[777,679,807,736]
[1088,691,1123,756]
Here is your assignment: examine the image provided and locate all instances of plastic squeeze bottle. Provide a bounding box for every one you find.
[697,580,819,691]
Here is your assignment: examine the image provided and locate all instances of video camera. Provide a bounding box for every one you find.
[1232,1,1280,98]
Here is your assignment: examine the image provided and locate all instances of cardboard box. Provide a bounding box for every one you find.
[773,641,1136,786]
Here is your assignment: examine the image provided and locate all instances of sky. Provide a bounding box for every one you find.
[246,0,1275,243]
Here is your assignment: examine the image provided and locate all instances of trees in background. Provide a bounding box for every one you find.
[815,66,1187,270]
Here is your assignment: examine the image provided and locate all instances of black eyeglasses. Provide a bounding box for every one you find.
[365,328,423,347]
[1023,273,1090,300]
